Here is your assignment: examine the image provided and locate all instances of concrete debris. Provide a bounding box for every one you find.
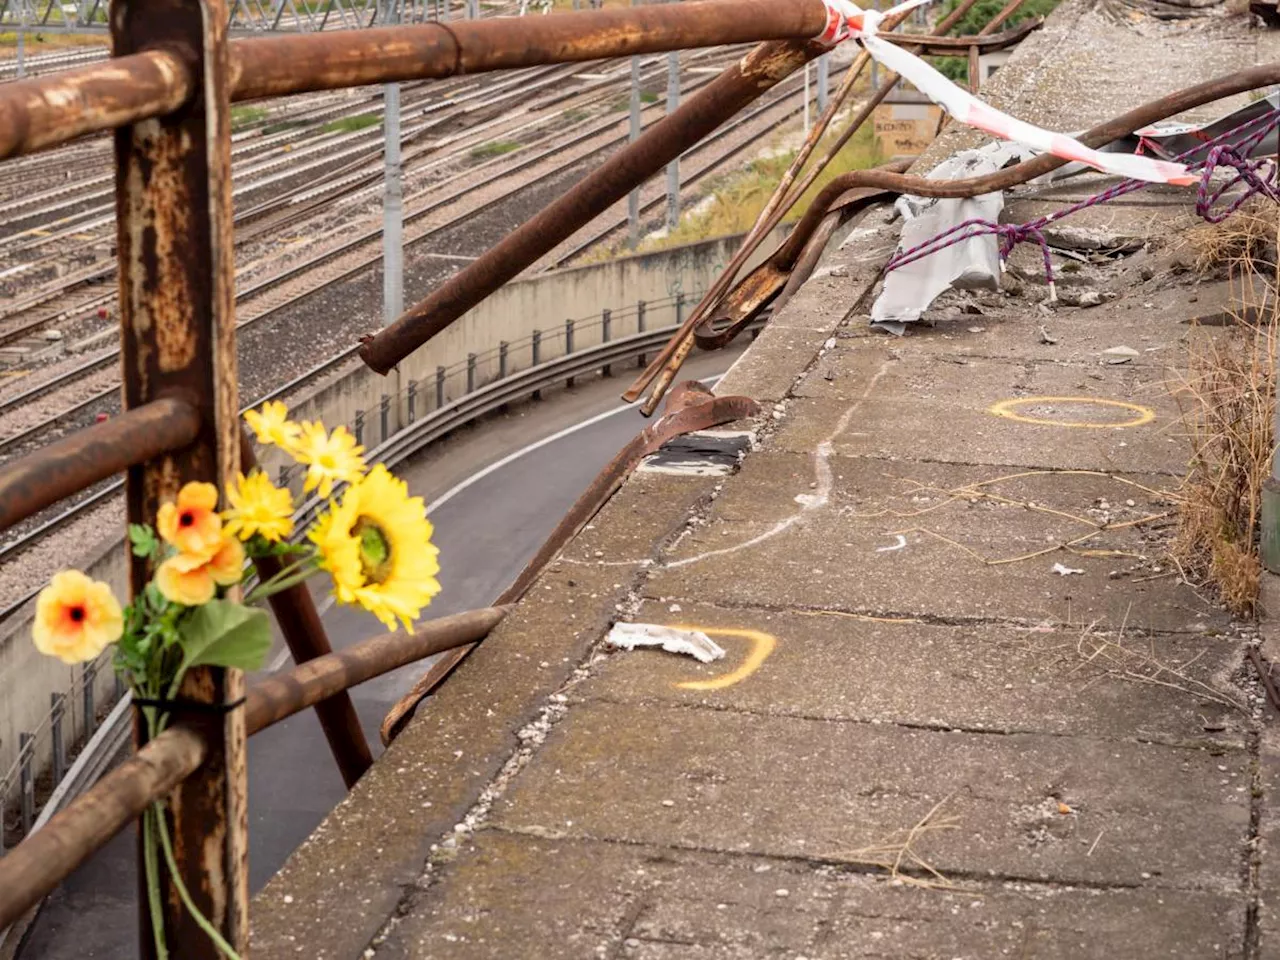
[1052,563,1085,576]
[871,142,1026,335]
[606,623,725,664]
[1102,345,1140,363]
[1060,289,1104,308]
[1044,225,1145,254]
[1039,325,1060,345]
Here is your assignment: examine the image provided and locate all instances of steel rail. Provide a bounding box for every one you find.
[0,607,505,937]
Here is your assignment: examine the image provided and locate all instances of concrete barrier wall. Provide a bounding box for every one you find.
[0,226,784,819]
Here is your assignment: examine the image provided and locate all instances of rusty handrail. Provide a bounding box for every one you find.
[0,606,506,936]
[0,0,834,162]
[0,48,192,160]
[0,397,202,534]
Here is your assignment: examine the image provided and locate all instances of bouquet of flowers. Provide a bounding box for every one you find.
[31,402,440,960]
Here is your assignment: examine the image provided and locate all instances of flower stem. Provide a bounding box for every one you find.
[154,803,244,960]
[142,807,168,960]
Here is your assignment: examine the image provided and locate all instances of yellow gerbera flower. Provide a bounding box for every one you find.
[223,470,294,543]
[244,400,302,451]
[33,571,123,665]
[291,421,366,499]
[310,465,440,631]
[156,535,245,606]
[157,481,223,560]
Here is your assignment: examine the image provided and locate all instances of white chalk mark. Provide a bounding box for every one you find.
[876,535,908,553]
[668,361,890,569]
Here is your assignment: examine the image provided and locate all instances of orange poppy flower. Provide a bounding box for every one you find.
[33,571,123,665]
[157,482,224,560]
[156,536,245,606]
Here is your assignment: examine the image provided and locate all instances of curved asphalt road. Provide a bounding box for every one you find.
[19,349,739,959]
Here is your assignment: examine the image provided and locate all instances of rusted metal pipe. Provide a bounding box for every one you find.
[229,0,829,101]
[379,382,760,744]
[246,606,508,735]
[978,0,1032,36]
[240,433,373,788]
[359,35,829,375]
[627,1,1003,412]
[0,726,207,936]
[0,397,200,534]
[0,48,192,160]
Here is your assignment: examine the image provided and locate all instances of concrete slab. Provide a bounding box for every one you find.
[250,473,717,959]
[377,833,1245,959]
[647,454,1225,633]
[490,701,1249,890]
[577,600,1247,748]
[778,347,1188,475]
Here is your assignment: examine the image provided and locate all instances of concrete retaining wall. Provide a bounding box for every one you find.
[0,226,784,822]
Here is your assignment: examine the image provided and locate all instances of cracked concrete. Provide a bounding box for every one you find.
[248,1,1280,956]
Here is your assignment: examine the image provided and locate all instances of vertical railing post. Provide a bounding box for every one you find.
[466,353,477,393]
[407,379,418,422]
[637,299,647,368]
[436,365,447,409]
[354,409,366,445]
[499,341,509,379]
[380,393,391,441]
[565,318,576,389]
[113,0,248,953]
[18,734,34,837]
[531,330,542,400]
[82,658,97,735]
[601,308,612,377]
[51,693,66,785]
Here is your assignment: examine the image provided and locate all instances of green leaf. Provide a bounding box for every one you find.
[129,524,159,559]
[176,600,272,675]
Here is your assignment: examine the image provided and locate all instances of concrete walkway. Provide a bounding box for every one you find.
[250,3,1280,957]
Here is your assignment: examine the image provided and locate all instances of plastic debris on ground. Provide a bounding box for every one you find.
[870,142,1025,335]
[606,623,726,663]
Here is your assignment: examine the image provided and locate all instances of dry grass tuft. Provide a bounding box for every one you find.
[1183,200,1276,275]
[1171,208,1278,616]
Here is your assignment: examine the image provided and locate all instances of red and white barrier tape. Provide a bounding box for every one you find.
[816,0,1195,186]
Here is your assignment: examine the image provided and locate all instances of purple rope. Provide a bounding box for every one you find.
[883,106,1280,294]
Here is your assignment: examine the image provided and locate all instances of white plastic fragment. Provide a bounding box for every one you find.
[1102,345,1140,364]
[607,623,726,664]
[1051,563,1085,576]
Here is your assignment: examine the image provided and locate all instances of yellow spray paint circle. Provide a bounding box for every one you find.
[988,396,1155,429]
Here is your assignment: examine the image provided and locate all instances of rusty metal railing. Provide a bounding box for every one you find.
[0,1,840,954]
[2,0,1274,952]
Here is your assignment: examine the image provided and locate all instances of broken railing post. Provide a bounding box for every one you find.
[113,0,247,954]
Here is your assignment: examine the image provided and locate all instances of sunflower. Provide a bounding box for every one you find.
[310,465,440,630]
[223,470,294,543]
[156,535,245,606]
[33,570,124,664]
[244,400,302,451]
[291,421,366,499]
[157,482,223,560]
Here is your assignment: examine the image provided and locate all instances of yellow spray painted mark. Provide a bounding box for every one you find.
[671,625,777,691]
[988,396,1155,430]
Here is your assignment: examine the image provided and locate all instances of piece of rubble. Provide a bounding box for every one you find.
[1052,563,1085,576]
[606,623,725,664]
[1038,325,1059,345]
[1102,345,1140,363]
[1058,289,1103,308]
